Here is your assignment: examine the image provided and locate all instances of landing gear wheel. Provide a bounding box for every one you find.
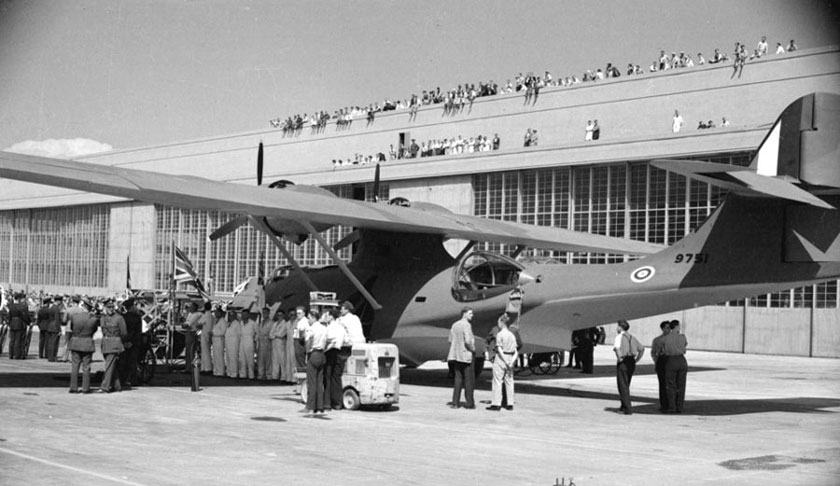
[342,388,361,410]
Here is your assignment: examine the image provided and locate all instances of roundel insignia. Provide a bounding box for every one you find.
[630,266,655,283]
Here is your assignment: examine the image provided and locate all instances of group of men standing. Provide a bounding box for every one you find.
[612,319,688,414]
[446,307,522,411]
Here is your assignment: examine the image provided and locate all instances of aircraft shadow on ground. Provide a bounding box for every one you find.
[399,366,840,417]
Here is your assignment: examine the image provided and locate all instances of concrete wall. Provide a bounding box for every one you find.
[604,304,840,359]
[107,203,156,291]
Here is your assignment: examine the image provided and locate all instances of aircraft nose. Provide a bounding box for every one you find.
[518,271,536,286]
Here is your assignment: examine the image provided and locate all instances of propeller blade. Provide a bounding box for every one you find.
[209,216,248,241]
[333,230,360,251]
[257,142,264,186]
[372,163,380,202]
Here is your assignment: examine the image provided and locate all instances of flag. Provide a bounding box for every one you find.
[126,253,132,290]
[173,245,208,299]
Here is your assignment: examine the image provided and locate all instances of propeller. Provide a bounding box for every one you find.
[209,216,249,241]
[256,141,264,186]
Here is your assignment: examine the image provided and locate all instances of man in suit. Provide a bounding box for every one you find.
[447,307,476,409]
[119,299,143,388]
[7,293,30,359]
[46,296,64,361]
[37,298,52,358]
[68,301,98,393]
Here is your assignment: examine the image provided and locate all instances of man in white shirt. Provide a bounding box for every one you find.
[325,310,348,410]
[672,110,684,133]
[613,320,645,414]
[487,314,518,411]
[292,306,309,370]
[337,301,365,345]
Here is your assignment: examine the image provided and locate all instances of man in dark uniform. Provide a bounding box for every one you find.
[663,319,688,413]
[37,297,52,358]
[46,296,64,362]
[650,321,671,412]
[119,299,143,388]
[578,327,597,374]
[7,293,30,359]
[68,301,98,393]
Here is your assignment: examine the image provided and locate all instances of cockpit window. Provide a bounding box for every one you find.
[452,251,524,302]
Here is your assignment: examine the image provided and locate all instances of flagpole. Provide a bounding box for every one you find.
[168,239,175,366]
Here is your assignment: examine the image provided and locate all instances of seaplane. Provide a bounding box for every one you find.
[1,92,838,366]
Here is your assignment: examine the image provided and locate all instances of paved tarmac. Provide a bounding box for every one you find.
[0,345,838,486]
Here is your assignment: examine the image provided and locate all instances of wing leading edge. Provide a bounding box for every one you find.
[0,151,662,254]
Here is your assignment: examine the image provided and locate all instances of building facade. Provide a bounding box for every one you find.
[2,47,839,356]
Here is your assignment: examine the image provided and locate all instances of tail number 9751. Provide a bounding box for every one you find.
[675,253,709,264]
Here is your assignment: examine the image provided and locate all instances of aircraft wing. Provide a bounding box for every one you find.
[0,151,662,254]
[651,159,835,209]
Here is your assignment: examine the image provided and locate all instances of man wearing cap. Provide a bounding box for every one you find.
[663,320,688,413]
[68,299,98,393]
[182,303,202,373]
[256,307,273,380]
[210,306,227,377]
[100,300,127,392]
[46,296,64,362]
[63,296,85,362]
[224,309,241,379]
[119,299,143,388]
[239,311,258,379]
[650,321,671,412]
[7,293,30,360]
[37,297,52,359]
[613,320,645,414]
[198,302,215,375]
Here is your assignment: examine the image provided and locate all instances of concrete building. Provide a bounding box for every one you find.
[2,46,839,357]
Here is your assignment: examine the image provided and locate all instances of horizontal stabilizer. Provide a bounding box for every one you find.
[651,159,834,209]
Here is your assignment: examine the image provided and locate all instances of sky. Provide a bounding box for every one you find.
[0,0,838,157]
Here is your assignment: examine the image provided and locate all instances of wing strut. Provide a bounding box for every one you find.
[300,220,383,310]
[248,216,320,293]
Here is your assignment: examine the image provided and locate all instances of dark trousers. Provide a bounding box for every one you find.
[70,351,93,392]
[616,357,636,411]
[101,353,122,392]
[46,331,60,361]
[325,348,343,408]
[119,345,140,386]
[38,330,48,358]
[580,345,594,373]
[665,355,688,413]
[184,331,196,371]
[449,360,475,408]
[655,357,669,411]
[294,339,306,369]
[9,329,26,359]
[305,350,326,411]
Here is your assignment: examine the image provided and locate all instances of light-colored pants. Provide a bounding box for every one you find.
[239,339,255,379]
[212,336,226,376]
[225,336,240,378]
[491,356,515,407]
[200,331,213,372]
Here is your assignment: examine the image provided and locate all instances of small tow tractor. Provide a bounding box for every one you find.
[299,292,400,410]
